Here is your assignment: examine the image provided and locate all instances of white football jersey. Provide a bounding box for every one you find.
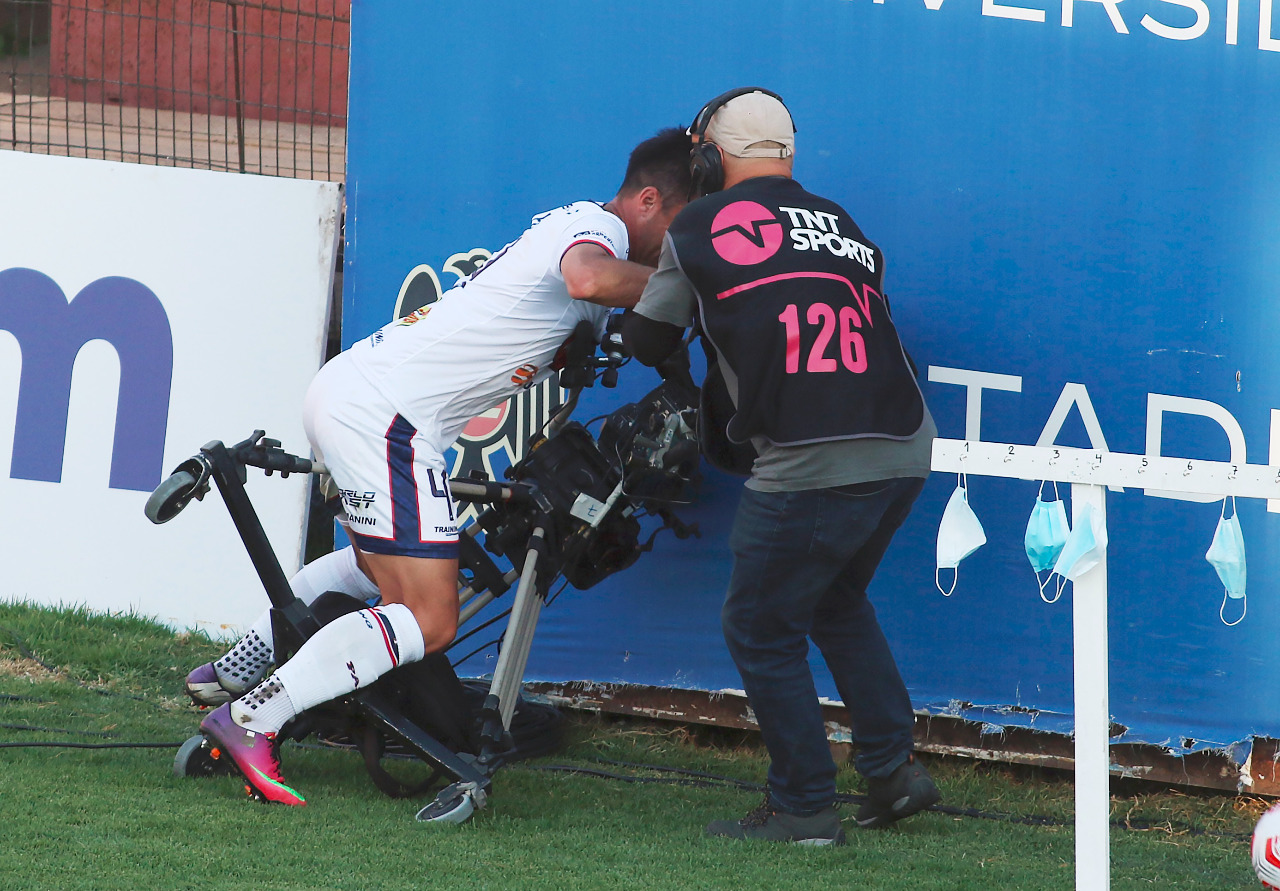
[345,201,626,453]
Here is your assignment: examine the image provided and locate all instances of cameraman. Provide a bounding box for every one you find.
[624,90,939,844]
[188,127,692,805]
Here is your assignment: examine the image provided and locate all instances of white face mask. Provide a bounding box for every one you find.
[936,474,986,596]
[1206,496,1246,626]
[1049,501,1108,600]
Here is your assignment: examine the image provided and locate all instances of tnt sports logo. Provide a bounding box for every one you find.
[710,201,784,266]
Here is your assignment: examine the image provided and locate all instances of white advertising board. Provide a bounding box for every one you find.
[0,150,341,637]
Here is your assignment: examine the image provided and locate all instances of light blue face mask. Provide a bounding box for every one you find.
[1049,501,1108,601]
[1206,496,1246,626]
[1025,481,1070,603]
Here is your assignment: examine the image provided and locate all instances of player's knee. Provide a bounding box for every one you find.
[412,606,458,655]
[399,586,459,654]
[418,616,457,655]
[363,553,458,653]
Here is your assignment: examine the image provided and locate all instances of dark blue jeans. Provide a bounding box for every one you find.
[722,476,925,815]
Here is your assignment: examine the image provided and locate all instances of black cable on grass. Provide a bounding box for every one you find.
[522,763,746,790]
[595,758,762,788]
[0,723,119,738]
[0,617,1256,843]
[0,624,178,710]
[0,639,1255,846]
[0,740,181,749]
[0,624,59,672]
[518,758,1254,843]
[0,734,1254,841]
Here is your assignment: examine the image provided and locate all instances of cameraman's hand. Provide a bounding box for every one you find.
[622,310,685,368]
[656,347,698,398]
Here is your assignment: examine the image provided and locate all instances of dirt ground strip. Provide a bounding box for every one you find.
[1,93,345,181]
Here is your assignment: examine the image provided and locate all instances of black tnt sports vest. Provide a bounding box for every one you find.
[667,176,925,447]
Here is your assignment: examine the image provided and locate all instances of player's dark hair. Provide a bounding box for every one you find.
[619,127,693,204]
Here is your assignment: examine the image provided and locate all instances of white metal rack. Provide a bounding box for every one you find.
[930,439,1274,891]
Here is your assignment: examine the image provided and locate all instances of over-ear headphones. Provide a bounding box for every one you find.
[687,87,793,199]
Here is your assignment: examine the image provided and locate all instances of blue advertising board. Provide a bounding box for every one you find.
[343,0,1280,757]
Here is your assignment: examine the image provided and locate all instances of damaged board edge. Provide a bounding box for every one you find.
[524,680,1279,796]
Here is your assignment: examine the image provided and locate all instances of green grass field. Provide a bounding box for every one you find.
[0,601,1264,890]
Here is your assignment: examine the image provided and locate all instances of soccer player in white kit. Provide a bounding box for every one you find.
[191,128,693,804]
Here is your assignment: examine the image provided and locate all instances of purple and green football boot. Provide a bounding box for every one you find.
[199,703,306,806]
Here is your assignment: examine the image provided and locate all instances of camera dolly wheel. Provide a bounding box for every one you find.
[415,780,489,824]
[173,733,236,779]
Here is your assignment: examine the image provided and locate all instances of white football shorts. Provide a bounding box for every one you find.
[302,356,459,559]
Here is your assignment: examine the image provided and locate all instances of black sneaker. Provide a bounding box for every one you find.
[855,753,940,828]
[706,797,846,846]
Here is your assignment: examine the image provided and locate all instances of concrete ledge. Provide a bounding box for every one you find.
[526,679,1273,795]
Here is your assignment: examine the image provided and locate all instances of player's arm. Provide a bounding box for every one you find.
[561,242,655,309]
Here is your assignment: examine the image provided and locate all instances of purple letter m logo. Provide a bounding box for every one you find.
[0,268,174,492]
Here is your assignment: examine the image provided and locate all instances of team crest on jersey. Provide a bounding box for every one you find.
[395,251,566,522]
[510,363,539,388]
[396,306,432,326]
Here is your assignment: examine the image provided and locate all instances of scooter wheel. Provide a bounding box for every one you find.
[145,470,199,525]
[173,734,235,779]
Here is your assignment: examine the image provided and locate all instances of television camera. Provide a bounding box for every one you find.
[145,318,701,822]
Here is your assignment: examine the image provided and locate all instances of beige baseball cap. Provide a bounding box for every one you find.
[704,90,795,159]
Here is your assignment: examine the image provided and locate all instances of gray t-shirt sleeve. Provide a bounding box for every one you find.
[633,233,697,327]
